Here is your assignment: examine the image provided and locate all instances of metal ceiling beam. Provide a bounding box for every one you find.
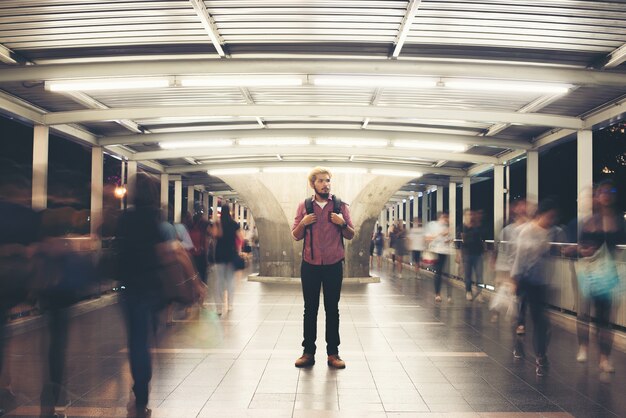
[3,59,626,87]
[62,91,143,134]
[391,0,422,58]
[0,91,44,124]
[188,0,226,57]
[99,128,530,150]
[43,105,582,129]
[166,160,465,177]
[130,145,498,164]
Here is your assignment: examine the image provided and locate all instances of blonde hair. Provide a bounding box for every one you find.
[308,166,332,188]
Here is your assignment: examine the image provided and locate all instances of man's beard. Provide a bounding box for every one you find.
[317,191,330,199]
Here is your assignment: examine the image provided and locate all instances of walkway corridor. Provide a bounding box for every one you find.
[2,267,625,418]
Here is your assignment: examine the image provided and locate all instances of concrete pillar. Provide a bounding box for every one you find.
[212,194,219,222]
[462,176,471,211]
[505,164,510,225]
[494,164,505,241]
[203,192,209,220]
[527,150,539,206]
[174,180,182,223]
[160,174,169,220]
[120,160,126,210]
[187,185,194,216]
[399,201,405,225]
[32,125,49,210]
[436,186,444,215]
[449,182,457,240]
[578,130,593,229]
[378,209,385,231]
[126,161,137,207]
[421,191,428,222]
[90,147,103,237]
[239,204,245,227]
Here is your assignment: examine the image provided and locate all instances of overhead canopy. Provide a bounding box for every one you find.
[1,0,625,195]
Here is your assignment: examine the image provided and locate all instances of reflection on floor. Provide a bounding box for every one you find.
[1,265,625,417]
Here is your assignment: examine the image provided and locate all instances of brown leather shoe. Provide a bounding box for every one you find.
[295,353,315,368]
[327,354,346,369]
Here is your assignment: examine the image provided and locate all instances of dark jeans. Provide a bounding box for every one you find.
[434,254,449,296]
[524,282,550,359]
[516,283,527,327]
[300,261,343,356]
[122,290,159,408]
[577,295,613,356]
[193,253,208,284]
[463,253,483,292]
[40,307,69,413]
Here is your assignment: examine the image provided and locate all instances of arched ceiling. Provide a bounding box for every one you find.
[1,0,626,199]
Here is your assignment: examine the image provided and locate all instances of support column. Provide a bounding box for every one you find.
[449,182,457,240]
[527,150,539,206]
[120,161,126,210]
[436,186,444,215]
[399,201,405,225]
[160,174,169,220]
[126,161,137,207]
[32,125,49,210]
[494,164,505,241]
[212,195,219,222]
[421,192,428,223]
[462,177,471,211]
[174,180,182,223]
[187,186,195,216]
[90,147,103,237]
[505,164,510,225]
[378,209,385,231]
[239,204,245,227]
[203,192,209,220]
[578,130,593,231]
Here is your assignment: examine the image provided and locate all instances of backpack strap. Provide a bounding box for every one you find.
[303,197,314,259]
[333,196,345,249]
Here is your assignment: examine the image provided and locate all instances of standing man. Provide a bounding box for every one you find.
[291,167,354,369]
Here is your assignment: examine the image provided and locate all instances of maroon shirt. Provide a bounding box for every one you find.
[292,195,353,265]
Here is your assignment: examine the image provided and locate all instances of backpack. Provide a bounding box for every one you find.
[374,232,383,246]
[303,196,344,259]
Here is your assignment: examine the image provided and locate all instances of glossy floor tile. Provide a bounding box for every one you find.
[1,264,624,417]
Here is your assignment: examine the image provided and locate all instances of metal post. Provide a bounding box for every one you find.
[90,147,103,237]
[32,125,49,210]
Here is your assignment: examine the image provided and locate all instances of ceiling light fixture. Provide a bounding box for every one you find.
[371,169,422,178]
[159,140,233,149]
[393,140,467,152]
[45,77,171,92]
[180,75,304,87]
[238,138,311,146]
[208,168,260,176]
[315,138,388,147]
[312,75,438,89]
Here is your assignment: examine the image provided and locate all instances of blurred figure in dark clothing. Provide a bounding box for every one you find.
[116,174,164,418]
[0,161,40,416]
[461,210,486,301]
[511,198,560,377]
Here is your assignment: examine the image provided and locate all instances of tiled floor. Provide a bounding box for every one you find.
[1,264,625,418]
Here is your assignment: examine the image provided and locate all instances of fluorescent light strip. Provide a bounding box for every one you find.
[46,78,171,92]
[159,140,233,149]
[312,75,438,89]
[262,167,310,173]
[209,168,260,176]
[180,75,303,87]
[371,169,422,178]
[316,138,388,147]
[393,140,467,152]
[444,80,571,94]
[238,138,310,146]
[331,167,368,174]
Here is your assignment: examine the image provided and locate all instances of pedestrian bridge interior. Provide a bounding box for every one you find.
[1,1,626,417]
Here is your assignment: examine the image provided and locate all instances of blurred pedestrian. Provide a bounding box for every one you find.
[511,198,560,376]
[461,210,486,301]
[576,180,625,373]
[426,212,452,302]
[212,203,242,315]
